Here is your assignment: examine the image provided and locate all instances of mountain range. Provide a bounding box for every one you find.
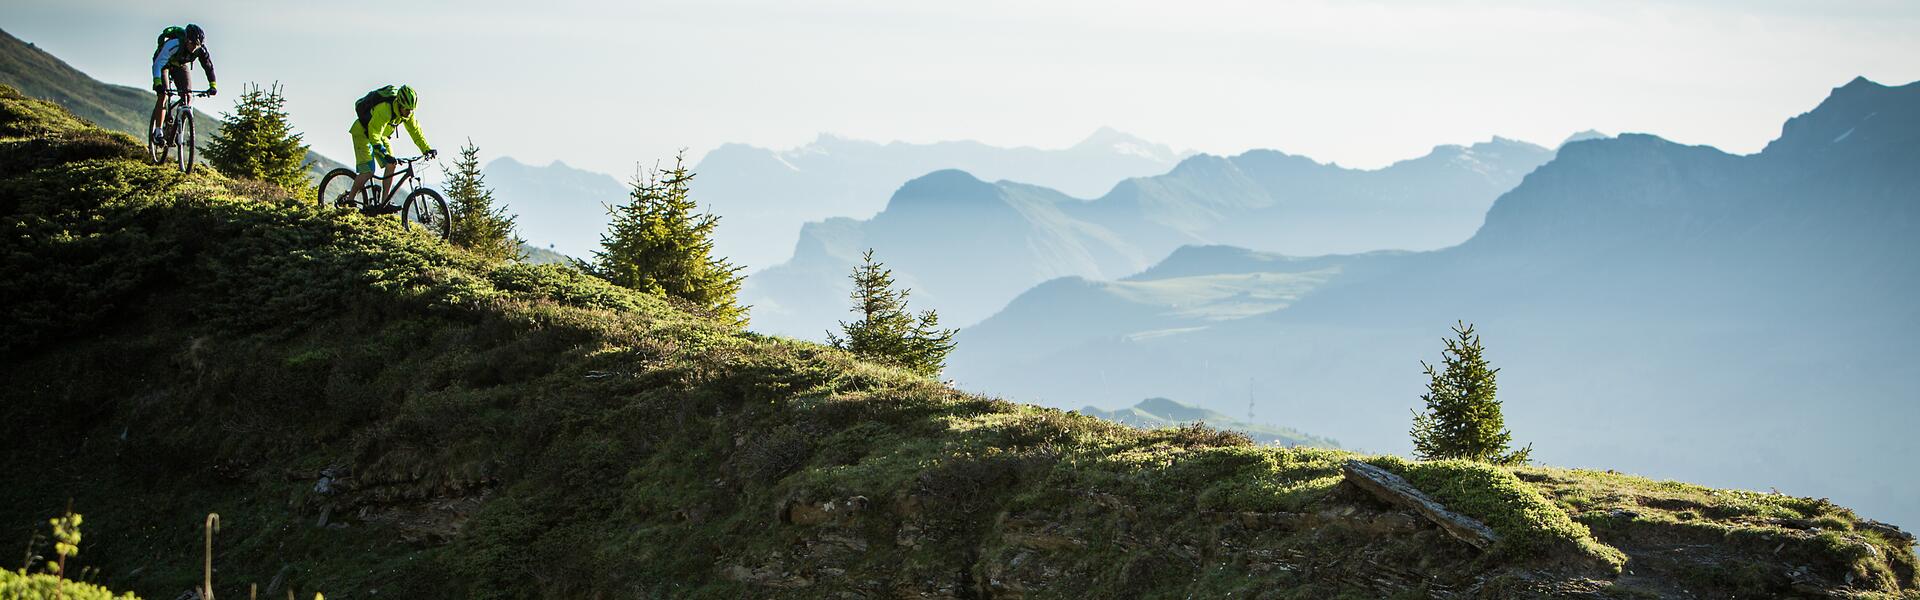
[695,128,1190,271]
[950,77,1920,530]
[744,135,1572,338]
[476,129,1192,270]
[484,156,627,260]
[1080,397,1339,448]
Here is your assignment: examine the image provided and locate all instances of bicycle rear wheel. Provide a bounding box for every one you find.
[316,168,361,210]
[402,188,451,241]
[174,113,195,173]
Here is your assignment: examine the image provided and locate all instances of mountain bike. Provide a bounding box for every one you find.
[149,88,210,173]
[315,157,451,241]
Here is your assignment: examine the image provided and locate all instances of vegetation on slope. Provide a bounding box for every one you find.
[1079,397,1339,449]
[1,85,1914,599]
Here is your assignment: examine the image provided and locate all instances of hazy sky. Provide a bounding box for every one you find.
[9,0,1918,177]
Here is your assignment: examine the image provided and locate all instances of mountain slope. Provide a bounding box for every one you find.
[484,156,626,258]
[747,137,1558,338]
[3,85,1912,599]
[0,28,343,178]
[949,77,1920,532]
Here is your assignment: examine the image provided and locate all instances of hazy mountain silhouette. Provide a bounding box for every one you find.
[745,170,1148,337]
[484,156,627,259]
[474,130,1186,272]
[949,77,1920,529]
[746,136,1562,338]
[695,128,1190,271]
[1080,397,1339,448]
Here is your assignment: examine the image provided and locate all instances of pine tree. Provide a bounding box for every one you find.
[827,249,957,378]
[1409,321,1532,465]
[203,82,310,195]
[592,152,747,326]
[443,140,523,262]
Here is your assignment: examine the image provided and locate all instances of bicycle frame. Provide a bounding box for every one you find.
[157,89,209,146]
[369,158,426,206]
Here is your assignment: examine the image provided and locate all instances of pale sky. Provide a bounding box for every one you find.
[9,0,1918,177]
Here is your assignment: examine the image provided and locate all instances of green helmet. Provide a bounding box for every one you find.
[395,85,418,111]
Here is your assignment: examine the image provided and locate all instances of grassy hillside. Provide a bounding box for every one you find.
[518,242,574,265]
[0,28,344,178]
[1,85,1914,599]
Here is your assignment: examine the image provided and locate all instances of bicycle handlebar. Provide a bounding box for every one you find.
[159,89,214,97]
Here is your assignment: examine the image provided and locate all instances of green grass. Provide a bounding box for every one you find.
[0,83,1913,599]
[0,569,140,600]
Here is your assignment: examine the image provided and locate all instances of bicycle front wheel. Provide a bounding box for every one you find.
[316,168,361,210]
[147,125,164,165]
[402,188,451,241]
[175,114,195,173]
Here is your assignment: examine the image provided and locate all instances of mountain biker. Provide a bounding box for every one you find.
[150,24,217,145]
[344,85,436,214]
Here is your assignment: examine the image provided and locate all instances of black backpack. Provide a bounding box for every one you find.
[355,86,398,128]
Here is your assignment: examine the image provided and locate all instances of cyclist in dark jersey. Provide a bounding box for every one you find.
[150,24,217,144]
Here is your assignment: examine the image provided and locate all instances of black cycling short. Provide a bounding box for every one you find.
[162,65,191,94]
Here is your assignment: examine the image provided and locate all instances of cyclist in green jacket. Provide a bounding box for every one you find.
[344,85,436,213]
[149,24,217,144]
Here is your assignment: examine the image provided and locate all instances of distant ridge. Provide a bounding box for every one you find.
[1080,397,1339,448]
[688,128,1191,271]
[745,135,1557,338]
[485,156,627,259]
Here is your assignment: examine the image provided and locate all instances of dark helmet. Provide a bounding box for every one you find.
[184,24,205,42]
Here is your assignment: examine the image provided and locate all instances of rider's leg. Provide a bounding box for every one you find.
[380,160,398,198]
[150,92,166,141]
[345,123,377,203]
[156,67,190,143]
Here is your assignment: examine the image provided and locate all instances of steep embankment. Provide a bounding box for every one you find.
[1,86,1914,599]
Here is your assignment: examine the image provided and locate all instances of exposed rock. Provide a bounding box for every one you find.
[724,563,812,589]
[1341,460,1498,550]
[1370,511,1424,533]
[784,495,871,526]
[1858,519,1915,545]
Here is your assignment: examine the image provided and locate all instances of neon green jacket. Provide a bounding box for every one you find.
[354,102,431,155]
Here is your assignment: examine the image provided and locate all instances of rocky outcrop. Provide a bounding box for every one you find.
[1342,459,1498,549]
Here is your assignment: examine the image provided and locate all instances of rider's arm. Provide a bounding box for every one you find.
[402,115,431,156]
[197,47,217,87]
[150,39,179,83]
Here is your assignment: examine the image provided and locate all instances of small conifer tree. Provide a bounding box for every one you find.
[443,140,523,262]
[592,152,746,326]
[827,249,957,378]
[203,82,311,194]
[1410,321,1532,465]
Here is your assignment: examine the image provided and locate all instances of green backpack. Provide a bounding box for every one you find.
[355,86,399,128]
[155,26,185,49]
